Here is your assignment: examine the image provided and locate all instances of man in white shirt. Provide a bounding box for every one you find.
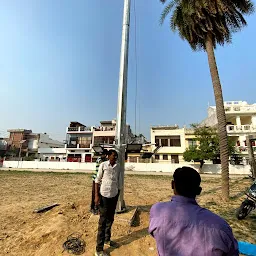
[94,150,123,256]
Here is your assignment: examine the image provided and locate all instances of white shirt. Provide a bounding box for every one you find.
[95,160,123,198]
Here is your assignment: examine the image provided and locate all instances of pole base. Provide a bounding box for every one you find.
[116,207,127,214]
[116,199,126,214]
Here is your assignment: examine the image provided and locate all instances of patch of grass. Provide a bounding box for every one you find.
[126,174,171,179]
[0,170,91,176]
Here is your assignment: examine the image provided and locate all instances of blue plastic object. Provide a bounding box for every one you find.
[238,241,256,256]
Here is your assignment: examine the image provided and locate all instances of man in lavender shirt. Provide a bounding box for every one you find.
[149,167,239,256]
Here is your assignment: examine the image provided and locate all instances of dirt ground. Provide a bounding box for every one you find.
[0,170,255,256]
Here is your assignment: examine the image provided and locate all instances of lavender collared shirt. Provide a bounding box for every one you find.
[149,196,239,256]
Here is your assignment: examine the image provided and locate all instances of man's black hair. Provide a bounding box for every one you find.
[173,167,201,198]
[108,149,118,157]
[102,149,109,155]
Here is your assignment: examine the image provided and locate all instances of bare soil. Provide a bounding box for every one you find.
[0,170,255,256]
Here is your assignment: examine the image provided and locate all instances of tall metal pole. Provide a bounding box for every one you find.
[116,0,131,213]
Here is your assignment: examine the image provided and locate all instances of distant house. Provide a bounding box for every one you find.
[64,119,135,162]
[0,138,8,157]
[7,129,64,157]
[201,100,256,160]
[150,125,197,163]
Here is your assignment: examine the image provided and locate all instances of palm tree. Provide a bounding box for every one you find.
[160,0,254,199]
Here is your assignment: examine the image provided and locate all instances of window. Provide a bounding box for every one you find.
[155,154,159,160]
[109,136,115,144]
[161,139,168,147]
[94,136,115,146]
[129,156,137,163]
[155,138,160,146]
[188,139,197,147]
[171,155,179,163]
[78,136,92,148]
[170,136,181,147]
[155,136,181,147]
[163,154,168,160]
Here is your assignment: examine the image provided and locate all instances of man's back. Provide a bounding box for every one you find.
[149,195,238,256]
[92,157,105,181]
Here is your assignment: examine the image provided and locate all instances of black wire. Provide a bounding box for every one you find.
[63,233,85,255]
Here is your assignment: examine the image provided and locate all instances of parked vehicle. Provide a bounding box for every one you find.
[236,179,256,220]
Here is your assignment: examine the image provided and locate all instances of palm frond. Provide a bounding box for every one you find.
[160,0,254,50]
[160,1,176,25]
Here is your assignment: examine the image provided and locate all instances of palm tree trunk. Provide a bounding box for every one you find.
[205,34,229,200]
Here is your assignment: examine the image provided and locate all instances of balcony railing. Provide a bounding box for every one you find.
[227,125,256,133]
[237,146,256,153]
[225,105,256,113]
[79,143,92,148]
[66,143,92,149]
[94,127,115,131]
[67,126,92,132]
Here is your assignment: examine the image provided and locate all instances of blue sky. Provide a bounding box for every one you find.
[0,0,255,141]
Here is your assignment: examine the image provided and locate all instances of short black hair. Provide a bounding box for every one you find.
[173,167,201,198]
[108,149,118,157]
[102,149,109,155]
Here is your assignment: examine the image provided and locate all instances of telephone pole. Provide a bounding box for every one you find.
[115,0,131,213]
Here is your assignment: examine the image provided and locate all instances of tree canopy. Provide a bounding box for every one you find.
[183,124,236,163]
[160,0,254,50]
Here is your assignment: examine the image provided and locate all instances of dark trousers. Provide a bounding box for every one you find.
[90,181,99,211]
[96,193,119,252]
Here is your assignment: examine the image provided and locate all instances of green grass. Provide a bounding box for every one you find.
[0,170,173,179]
[0,169,92,176]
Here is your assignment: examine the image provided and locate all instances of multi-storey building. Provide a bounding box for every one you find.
[7,129,32,155]
[7,129,64,157]
[93,120,116,146]
[64,119,137,162]
[150,125,197,163]
[201,101,256,158]
[28,133,64,156]
[65,122,94,162]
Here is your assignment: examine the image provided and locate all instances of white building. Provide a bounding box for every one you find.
[38,148,67,161]
[65,122,94,162]
[151,125,186,163]
[93,120,116,146]
[93,119,134,146]
[27,133,64,155]
[201,101,256,157]
[64,120,135,162]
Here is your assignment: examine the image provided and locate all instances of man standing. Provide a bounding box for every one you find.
[90,149,108,215]
[149,167,239,256]
[94,150,122,256]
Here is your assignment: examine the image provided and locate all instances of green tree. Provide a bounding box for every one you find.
[6,146,19,158]
[183,124,236,172]
[160,0,254,199]
[23,155,36,161]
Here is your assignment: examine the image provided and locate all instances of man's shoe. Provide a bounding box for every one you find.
[90,209,98,215]
[94,209,99,215]
[95,251,108,256]
[104,240,119,248]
